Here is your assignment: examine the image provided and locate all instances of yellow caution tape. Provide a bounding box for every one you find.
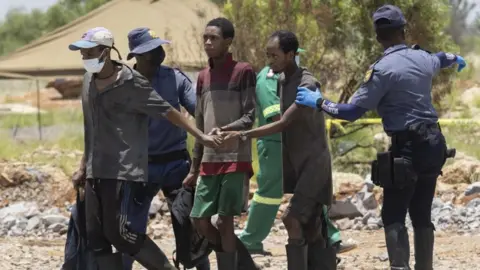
[327,118,480,126]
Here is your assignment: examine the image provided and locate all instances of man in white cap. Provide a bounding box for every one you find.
[69,27,222,270]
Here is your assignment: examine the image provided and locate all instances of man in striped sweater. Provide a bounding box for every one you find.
[184,17,257,270]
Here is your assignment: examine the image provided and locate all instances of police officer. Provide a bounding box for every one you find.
[124,27,211,270]
[295,5,466,270]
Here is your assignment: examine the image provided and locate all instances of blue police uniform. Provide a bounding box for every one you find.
[350,43,441,133]
[351,6,448,270]
[295,5,464,270]
[123,65,211,270]
[123,27,210,270]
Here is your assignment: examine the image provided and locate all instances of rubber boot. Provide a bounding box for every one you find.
[413,227,434,270]
[286,243,308,270]
[133,237,177,270]
[307,239,337,270]
[216,252,238,270]
[96,252,124,270]
[385,223,411,270]
[236,237,261,270]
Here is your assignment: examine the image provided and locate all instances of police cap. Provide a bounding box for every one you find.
[373,5,407,29]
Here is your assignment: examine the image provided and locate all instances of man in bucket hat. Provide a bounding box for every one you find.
[122,27,211,270]
[69,26,222,270]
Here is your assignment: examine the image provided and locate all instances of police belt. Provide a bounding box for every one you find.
[391,122,441,148]
[371,122,455,189]
[148,149,190,164]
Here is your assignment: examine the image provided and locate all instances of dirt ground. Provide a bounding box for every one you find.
[0,230,479,270]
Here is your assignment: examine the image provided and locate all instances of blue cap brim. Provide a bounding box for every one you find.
[68,40,99,51]
[127,39,170,60]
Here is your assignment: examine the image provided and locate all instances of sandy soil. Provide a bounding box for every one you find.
[0,230,479,270]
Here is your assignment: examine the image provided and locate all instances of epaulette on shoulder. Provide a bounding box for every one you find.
[411,44,431,54]
[173,67,192,83]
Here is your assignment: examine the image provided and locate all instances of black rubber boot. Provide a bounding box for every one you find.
[307,239,337,270]
[286,243,308,270]
[413,227,434,270]
[216,251,238,270]
[236,237,261,270]
[96,252,124,270]
[385,223,411,270]
[133,237,178,270]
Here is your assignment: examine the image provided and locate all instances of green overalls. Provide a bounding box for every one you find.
[239,67,340,252]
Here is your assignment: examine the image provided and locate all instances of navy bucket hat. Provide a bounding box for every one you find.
[127,27,170,60]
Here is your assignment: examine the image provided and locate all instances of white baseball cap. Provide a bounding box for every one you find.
[69,27,114,50]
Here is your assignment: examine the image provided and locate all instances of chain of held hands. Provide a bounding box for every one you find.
[206,128,243,147]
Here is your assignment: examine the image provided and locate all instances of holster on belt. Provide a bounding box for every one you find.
[371,122,455,189]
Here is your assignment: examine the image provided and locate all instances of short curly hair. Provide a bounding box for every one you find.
[206,17,235,39]
[269,30,299,54]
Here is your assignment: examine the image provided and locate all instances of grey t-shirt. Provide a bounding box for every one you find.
[279,67,333,206]
[82,63,172,182]
[350,44,441,134]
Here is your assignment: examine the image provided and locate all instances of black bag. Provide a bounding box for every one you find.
[170,187,212,269]
[61,190,97,270]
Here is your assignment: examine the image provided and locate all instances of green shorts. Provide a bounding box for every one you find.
[190,172,245,218]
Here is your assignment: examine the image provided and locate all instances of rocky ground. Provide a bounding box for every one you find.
[0,228,479,270]
[3,85,480,269]
[2,149,480,269]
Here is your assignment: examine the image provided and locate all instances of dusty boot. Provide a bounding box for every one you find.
[96,252,124,270]
[216,252,238,270]
[307,239,337,270]
[236,237,261,270]
[286,243,308,270]
[385,223,411,270]
[133,237,177,270]
[413,227,434,270]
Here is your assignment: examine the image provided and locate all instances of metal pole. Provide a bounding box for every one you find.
[36,79,42,140]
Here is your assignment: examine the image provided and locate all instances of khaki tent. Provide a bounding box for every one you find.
[0,0,222,78]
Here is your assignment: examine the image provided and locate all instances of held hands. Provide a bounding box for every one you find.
[199,133,223,148]
[295,87,322,109]
[456,55,466,72]
[207,128,242,147]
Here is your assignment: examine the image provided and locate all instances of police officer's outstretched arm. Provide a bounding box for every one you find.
[431,51,467,73]
[294,69,390,122]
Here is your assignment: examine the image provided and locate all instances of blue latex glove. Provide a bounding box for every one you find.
[296,87,322,108]
[456,55,466,72]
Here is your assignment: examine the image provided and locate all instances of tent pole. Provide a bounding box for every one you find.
[36,79,42,140]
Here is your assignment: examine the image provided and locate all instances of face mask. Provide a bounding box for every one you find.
[82,49,107,73]
[295,55,300,65]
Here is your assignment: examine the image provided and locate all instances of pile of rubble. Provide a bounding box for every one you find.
[0,161,75,209]
[0,202,69,237]
[327,152,480,233]
[2,149,480,238]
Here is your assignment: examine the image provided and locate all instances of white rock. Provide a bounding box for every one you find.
[26,217,42,231]
[0,202,39,221]
[41,214,68,226]
[16,218,28,230]
[1,216,17,230]
[149,196,163,215]
[48,223,67,233]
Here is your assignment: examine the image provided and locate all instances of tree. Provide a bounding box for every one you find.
[0,0,111,56]
[447,0,477,51]
[224,0,459,112]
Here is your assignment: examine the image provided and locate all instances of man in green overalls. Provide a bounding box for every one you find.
[239,49,357,255]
